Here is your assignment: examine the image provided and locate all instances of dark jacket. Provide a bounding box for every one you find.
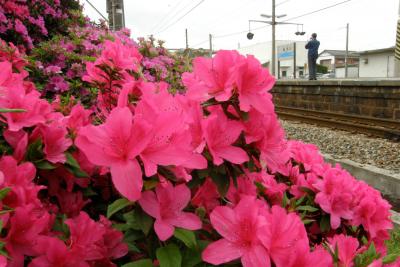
[305,39,320,58]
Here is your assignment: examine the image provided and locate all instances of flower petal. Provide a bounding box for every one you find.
[154,219,174,241]
[110,160,142,201]
[241,245,271,267]
[202,239,243,265]
[210,206,237,241]
[169,212,202,230]
[138,190,160,219]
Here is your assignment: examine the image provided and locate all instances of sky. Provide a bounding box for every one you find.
[82,0,398,52]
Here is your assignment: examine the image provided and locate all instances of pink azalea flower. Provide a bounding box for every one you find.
[0,255,6,267]
[56,190,90,218]
[191,178,220,213]
[202,196,269,267]
[65,212,106,261]
[0,76,52,132]
[0,156,43,208]
[139,183,202,241]
[202,107,248,165]
[253,113,290,174]
[314,168,356,229]
[135,88,206,176]
[258,206,309,267]
[226,176,257,205]
[253,171,288,205]
[280,243,333,267]
[234,55,275,114]
[82,61,108,84]
[351,181,392,239]
[183,50,239,102]
[3,129,28,162]
[5,205,51,266]
[30,236,88,267]
[99,39,142,71]
[98,216,129,261]
[33,120,72,164]
[76,107,152,201]
[65,103,92,135]
[328,234,359,267]
[288,140,325,175]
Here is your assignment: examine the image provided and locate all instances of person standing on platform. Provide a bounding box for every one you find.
[305,33,320,80]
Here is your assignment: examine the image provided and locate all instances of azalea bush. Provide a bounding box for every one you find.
[0,34,399,267]
[24,24,190,108]
[0,0,82,51]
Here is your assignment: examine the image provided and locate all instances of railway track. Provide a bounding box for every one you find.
[276,106,400,141]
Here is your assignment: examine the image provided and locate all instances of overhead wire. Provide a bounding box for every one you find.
[84,0,108,22]
[281,0,353,22]
[156,0,206,35]
[150,0,187,33]
[192,39,209,48]
[212,0,354,40]
[276,0,291,7]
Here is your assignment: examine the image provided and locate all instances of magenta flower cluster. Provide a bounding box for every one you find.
[0,34,398,266]
[0,0,81,51]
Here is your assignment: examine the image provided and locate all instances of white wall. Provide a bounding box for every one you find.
[359,52,395,78]
[238,40,307,77]
[335,67,359,78]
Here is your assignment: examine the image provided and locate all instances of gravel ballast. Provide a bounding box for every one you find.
[281,120,400,174]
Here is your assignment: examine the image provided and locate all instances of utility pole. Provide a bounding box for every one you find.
[209,34,213,57]
[394,0,400,77]
[293,42,297,79]
[251,13,301,77]
[185,29,189,49]
[345,23,349,78]
[271,0,276,75]
[106,0,125,31]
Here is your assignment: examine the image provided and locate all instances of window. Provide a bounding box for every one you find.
[282,70,287,77]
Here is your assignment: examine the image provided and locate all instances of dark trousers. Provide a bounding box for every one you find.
[308,55,317,80]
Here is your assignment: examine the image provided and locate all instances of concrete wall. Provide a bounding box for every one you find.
[272,80,400,120]
[335,66,359,78]
[359,52,395,78]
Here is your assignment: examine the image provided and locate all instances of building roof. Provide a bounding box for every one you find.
[319,49,359,57]
[359,46,395,55]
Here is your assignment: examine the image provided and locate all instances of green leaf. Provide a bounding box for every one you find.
[302,219,315,225]
[296,205,318,212]
[281,191,289,208]
[144,179,159,190]
[122,259,153,267]
[299,186,316,196]
[383,254,400,264]
[26,139,43,161]
[0,108,25,113]
[123,209,154,236]
[65,152,80,169]
[64,153,88,177]
[107,198,133,218]
[35,160,57,170]
[65,165,89,178]
[320,215,331,233]
[174,228,197,249]
[124,230,143,253]
[156,244,182,267]
[354,243,380,267]
[82,187,97,197]
[295,195,307,206]
[210,170,229,197]
[0,188,11,201]
[182,240,209,267]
